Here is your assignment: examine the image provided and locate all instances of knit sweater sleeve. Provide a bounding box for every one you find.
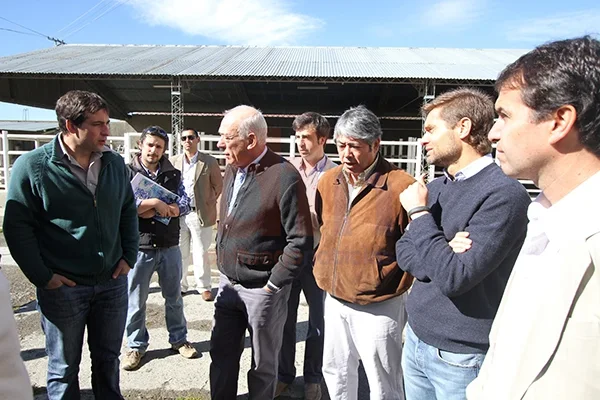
[396,180,530,297]
[2,153,54,288]
[118,158,140,269]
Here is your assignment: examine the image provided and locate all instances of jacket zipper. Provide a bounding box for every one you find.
[94,160,110,282]
[331,208,351,297]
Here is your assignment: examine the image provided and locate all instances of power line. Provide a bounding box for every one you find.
[62,0,126,39]
[56,0,111,35]
[0,16,65,45]
[0,27,39,37]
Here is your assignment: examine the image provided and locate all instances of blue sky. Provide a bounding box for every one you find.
[1,0,599,120]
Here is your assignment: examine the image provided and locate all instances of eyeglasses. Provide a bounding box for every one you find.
[142,126,169,141]
[181,135,197,142]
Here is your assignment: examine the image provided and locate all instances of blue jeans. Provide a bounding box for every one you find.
[126,246,188,352]
[402,323,485,400]
[37,275,128,400]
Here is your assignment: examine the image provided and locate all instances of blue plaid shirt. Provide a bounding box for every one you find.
[136,162,191,217]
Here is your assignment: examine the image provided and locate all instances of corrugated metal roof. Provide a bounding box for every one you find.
[0,121,58,132]
[0,44,529,81]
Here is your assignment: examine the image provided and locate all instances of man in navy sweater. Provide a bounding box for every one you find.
[395,87,531,400]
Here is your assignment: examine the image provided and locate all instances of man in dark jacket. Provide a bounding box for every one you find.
[210,105,313,399]
[122,126,197,371]
[3,90,139,400]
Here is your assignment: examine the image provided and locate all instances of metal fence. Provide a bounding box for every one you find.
[0,130,539,197]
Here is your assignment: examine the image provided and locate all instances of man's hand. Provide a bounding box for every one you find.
[400,174,429,212]
[449,231,472,254]
[112,259,131,279]
[153,199,170,217]
[166,204,180,217]
[139,209,155,219]
[45,273,76,289]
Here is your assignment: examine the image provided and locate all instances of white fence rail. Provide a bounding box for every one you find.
[0,131,539,197]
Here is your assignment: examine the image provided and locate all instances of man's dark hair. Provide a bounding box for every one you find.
[292,112,331,140]
[422,87,494,155]
[55,90,108,133]
[140,125,169,145]
[182,127,199,138]
[496,35,600,156]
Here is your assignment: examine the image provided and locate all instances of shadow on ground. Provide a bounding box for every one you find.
[33,386,212,399]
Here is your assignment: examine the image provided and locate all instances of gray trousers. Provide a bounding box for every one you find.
[210,273,291,400]
[278,264,325,384]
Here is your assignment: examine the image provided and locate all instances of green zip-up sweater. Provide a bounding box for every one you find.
[3,136,139,288]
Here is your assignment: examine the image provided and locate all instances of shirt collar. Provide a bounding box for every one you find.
[343,154,379,188]
[139,155,160,178]
[58,133,108,164]
[238,146,268,175]
[185,151,199,165]
[299,154,329,175]
[444,154,494,181]
[542,170,600,244]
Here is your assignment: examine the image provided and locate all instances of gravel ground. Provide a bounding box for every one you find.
[3,253,372,399]
[1,211,370,399]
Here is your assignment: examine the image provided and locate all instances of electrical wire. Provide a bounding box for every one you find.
[0,16,48,39]
[0,16,65,45]
[0,27,39,37]
[62,0,128,39]
[56,0,111,35]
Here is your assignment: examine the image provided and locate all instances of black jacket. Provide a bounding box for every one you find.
[128,155,181,249]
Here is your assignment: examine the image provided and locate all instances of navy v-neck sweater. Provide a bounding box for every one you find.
[396,163,531,353]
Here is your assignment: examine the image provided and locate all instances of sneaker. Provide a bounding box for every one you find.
[172,341,199,359]
[122,349,143,371]
[305,383,322,400]
[202,290,214,301]
[274,381,289,398]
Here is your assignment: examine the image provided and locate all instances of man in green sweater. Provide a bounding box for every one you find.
[3,90,139,400]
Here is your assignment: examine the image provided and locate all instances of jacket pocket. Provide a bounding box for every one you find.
[237,251,275,272]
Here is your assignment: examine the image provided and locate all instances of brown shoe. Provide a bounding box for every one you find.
[171,342,199,359]
[202,290,214,301]
[274,381,289,398]
[305,383,322,400]
[122,349,144,371]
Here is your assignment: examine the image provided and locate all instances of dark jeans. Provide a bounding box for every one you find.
[210,274,291,400]
[37,275,128,400]
[278,265,325,384]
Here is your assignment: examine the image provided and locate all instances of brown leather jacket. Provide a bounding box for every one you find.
[314,157,414,305]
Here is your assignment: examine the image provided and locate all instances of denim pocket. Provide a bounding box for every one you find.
[436,349,485,369]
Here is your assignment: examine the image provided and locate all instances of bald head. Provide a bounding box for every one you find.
[223,105,268,146]
[218,105,268,167]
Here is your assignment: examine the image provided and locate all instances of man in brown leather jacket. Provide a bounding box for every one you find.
[313,105,414,400]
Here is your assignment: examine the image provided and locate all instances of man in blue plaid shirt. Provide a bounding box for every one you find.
[123,126,198,371]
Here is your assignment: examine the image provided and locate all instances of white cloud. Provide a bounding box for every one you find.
[423,0,487,28]
[125,0,324,45]
[506,10,600,43]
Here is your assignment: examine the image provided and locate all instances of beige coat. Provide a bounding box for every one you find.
[467,173,600,400]
[170,152,223,227]
[0,270,32,399]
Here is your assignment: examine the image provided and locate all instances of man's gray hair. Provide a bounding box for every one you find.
[334,105,382,145]
[224,105,268,146]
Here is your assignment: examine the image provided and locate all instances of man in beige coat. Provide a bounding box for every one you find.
[171,128,223,301]
[466,36,600,399]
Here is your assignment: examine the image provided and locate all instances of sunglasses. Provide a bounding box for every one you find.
[142,126,169,141]
[181,135,197,142]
